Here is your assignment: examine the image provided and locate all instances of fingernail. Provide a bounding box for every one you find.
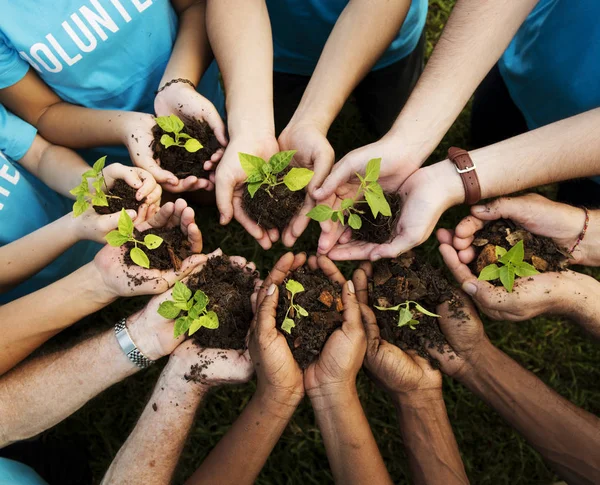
[267,283,276,295]
[472,205,486,214]
[462,281,478,296]
[220,215,226,225]
[347,280,355,294]
[371,254,381,262]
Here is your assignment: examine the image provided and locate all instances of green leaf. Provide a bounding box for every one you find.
[69,183,87,197]
[177,133,191,140]
[160,134,177,149]
[184,138,203,153]
[172,281,192,303]
[155,114,184,134]
[81,169,97,179]
[338,211,345,226]
[295,305,309,317]
[92,156,106,174]
[261,163,273,176]
[365,186,391,218]
[143,234,163,249]
[157,300,181,319]
[408,319,420,330]
[374,304,402,312]
[307,205,334,222]
[117,208,134,236]
[248,182,263,198]
[397,307,414,327]
[500,240,525,265]
[268,150,296,174]
[341,198,354,210]
[365,158,381,182]
[105,230,130,247]
[283,167,314,191]
[92,178,104,194]
[331,211,339,223]
[239,153,266,176]
[513,261,540,277]
[499,264,515,292]
[174,301,193,311]
[91,192,108,207]
[246,171,263,184]
[495,246,507,258]
[174,316,191,338]
[413,303,441,318]
[73,198,89,217]
[202,311,219,329]
[130,247,150,268]
[281,318,295,334]
[194,290,209,311]
[286,279,305,295]
[478,264,500,281]
[348,213,362,230]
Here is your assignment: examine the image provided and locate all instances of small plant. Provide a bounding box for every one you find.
[70,156,121,216]
[307,158,391,230]
[156,114,203,153]
[375,300,440,330]
[239,150,314,198]
[478,240,539,292]
[281,279,309,334]
[157,281,219,338]
[105,209,163,268]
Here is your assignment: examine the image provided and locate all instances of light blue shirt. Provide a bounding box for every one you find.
[267,0,427,76]
[0,458,48,485]
[0,0,224,164]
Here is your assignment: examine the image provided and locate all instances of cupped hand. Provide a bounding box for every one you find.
[102,163,162,214]
[254,252,308,309]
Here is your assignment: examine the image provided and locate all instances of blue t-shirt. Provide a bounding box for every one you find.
[499,0,600,130]
[0,106,98,304]
[0,0,224,164]
[267,0,427,76]
[0,458,48,485]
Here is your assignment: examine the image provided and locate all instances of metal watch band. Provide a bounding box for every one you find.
[114,318,154,369]
[448,147,482,205]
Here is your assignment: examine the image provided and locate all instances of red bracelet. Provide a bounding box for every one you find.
[569,207,590,254]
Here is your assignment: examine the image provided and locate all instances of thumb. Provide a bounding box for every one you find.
[313,155,356,200]
[215,173,234,225]
[370,233,420,261]
[471,197,521,222]
[307,147,334,196]
[255,284,278,336]
[103,209,137,230]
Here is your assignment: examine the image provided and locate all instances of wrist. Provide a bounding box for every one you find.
[287,107,332,136]
[455,339,502,386]
[308,381,358,411]
[256,385,303,419]
[421,159,465,207]
[576,210,600,266]
[79,262,119,306]
[125,310,168,362]
[558,271,600,321]
[60,213,83,245]
[391,388,444,410]
[118,111,155,145]
[227,122,276,145]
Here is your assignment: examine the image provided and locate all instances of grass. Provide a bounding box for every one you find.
[46,1,600,484]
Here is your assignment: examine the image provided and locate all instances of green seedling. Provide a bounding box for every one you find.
[70,156,121,217]
[375,300,440,330]
[157,281,219,338]
[478,240,539,292]
[281,279,309,334]
[156,114,203,153]
[239,150,314,198]
[307,158,391,230]
[105,209,163,269]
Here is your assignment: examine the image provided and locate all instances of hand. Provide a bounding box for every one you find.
[214,135,281,250]
[278,121,335,247]
[254,252,308,309]
[72,208,138,244]
[326,160,464,261]
[352,265,442,397]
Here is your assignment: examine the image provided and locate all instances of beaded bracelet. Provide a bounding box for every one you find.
[155,78,196,95]
[569,207,590,254]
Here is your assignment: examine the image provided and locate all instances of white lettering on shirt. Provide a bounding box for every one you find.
[131,0,153,13]
[29,43,62,73]
[80,0,120,41]
[0,162,20,210]
[65,14,98,53]
[110,0,133,22]
[18,51,42,72]
[46,34,83,67]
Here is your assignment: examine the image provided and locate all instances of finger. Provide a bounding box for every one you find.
[341,280,362,335]
[178,206,196,233]
[186,222,203,253]
[250,278,263,315]
[165,198,188,229]
[438,243,477,286]
[316,255,346,286]
[145,184,163,206]
[455,215,486,240]
[256,252,297,306]
[148,201,175,228]
[282,194,313,247]
[162,254,208,287]
[470,197,518,222]
[120,166,144,191]
[132,204,148,225]
[352,268,369,305]
[307,148,334,196]
[370,236,416,261]
[102,209,138,232]
[457,246,477,264]
[136,156,178,186]
[232,196,269,247]
[255,284,278,338]
[358,261,373,278]
[267,228,280,244]
[453,234,475,251]
[327,240,377,261]
[229,256,248,269]
[216,172,235,225]
[436,228,454,245]
[339,227,352,244]
[203,104,228,147]
[317,220,347,255]
[360,303,381,357]
[313,153,358,200]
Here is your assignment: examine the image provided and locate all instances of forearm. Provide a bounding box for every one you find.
[389,0,539,164]
[186,388,300,485]
[0,329,137,447]
[559,272,600,340]
[460,342,600,484]
[311,386,393,485]
[291,0,411,132]
[394,391,468,485]
[206,0,274,137]
[0,263,116,375]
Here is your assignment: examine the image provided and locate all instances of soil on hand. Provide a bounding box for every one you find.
[276,266,344,369]
[184,349,232,384]
[369,253,454,367]
[151,117,222,179]
[93,179,143,214]
[186,256,258,350]
[242,168,305,232]
[353,193,402,244]
[470,219,570,283]
[124,227,192,270]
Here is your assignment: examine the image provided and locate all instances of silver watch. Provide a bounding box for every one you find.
[114,318,154,368]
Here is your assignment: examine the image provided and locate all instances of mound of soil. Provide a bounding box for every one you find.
[276,265,344,369]
[353,193,402,244]
[94,179,143,215]
[151,117,222,179]
[369,253,454,366]
[241,168,305,232]
[186,256,258,350]
[470,219,570,283]
[124,227,192,270]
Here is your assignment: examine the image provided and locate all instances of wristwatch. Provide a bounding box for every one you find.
[114,318,154,369]
[448,147,481,205]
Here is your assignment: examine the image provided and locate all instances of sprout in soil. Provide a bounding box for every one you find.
[281,279,309,334]
[70,156,121,216]
[375,300,440,330]
[478,240,539,292]
[157,281,219,338]
[105,209,163,269]
[307,158,391,230]
[239,150,314,198]
[155,114,203,153]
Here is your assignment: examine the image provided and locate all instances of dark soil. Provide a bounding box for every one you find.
[353,193,402,244]
[151,116,222,179]
[186,256,257,350]
[276,265,344,369]
[369,253,455,367]
[184,349,232,384]
[124,227,192,270]
[242,168,305,232]
[470,219,570,284]
[93,179,143,214]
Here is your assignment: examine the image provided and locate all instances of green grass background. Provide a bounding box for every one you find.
[47,1,600,483]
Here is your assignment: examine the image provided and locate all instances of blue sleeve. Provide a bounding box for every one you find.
[0,31,29,89]
[0,104,37,161]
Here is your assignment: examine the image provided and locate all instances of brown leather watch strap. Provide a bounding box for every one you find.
[448,147,481,205]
